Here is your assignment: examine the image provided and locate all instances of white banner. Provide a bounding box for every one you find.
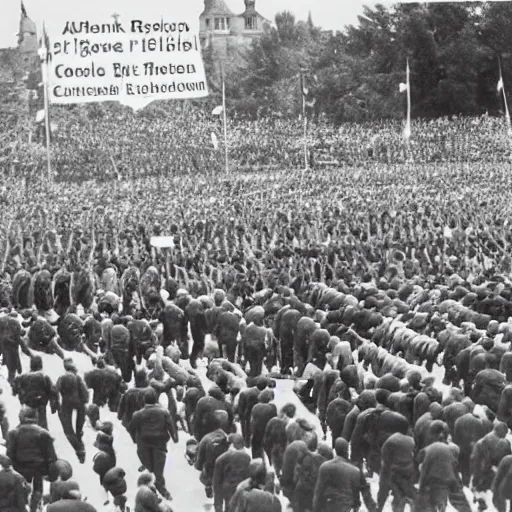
[47,17,208,109]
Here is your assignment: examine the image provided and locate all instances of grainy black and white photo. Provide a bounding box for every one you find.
[1,0,512,511]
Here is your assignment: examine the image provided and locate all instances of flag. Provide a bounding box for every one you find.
[498,78,504,92]
[212,105,223,115]
[35,109,45,123]
[399,83,408,93]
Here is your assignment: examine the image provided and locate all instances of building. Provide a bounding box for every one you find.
[199,0,271,61]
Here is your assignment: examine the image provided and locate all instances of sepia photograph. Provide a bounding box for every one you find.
[1,0,512,511]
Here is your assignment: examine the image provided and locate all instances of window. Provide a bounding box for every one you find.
[205,18,210,29]
[214,17,229,30]
[245,16,256,29]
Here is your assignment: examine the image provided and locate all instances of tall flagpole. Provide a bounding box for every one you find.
[221,67,229,174]
[300,69,308,171]
[498,57,512,137]
[40,24,52,184]
[405,58,411,141]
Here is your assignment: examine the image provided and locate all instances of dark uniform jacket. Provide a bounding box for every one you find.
[129,403,178,448]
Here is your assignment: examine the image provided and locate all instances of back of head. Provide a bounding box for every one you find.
[258,389,274,404]
[281,403,296,419]
[407,370,422,390]
[256,376,269,391]
[48,459,73,482]
[99,421,113,436]
[228,433,245,450]
[30,355,43,372]
[137,471,155,487]
[429,420,449,443]
[63,357,75,372]
[249,458,267,487]
[334,437,349,458]
[144,388,158,405]
[494,421,509,439]
[357,390,377,410]
[19,405,38,424]
[135,367,149,387]
[375,388,390,407]
[209,385,225,401]
[318,443,333,461]
[429,402,443,419]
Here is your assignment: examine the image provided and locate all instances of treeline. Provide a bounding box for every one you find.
[202,2,512,123]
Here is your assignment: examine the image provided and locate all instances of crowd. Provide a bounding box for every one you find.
[1,112,512,512]
[3,109,512,182]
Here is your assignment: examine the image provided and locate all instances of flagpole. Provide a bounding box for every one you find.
[221,68,229,174]
[300,69,308,171]
[406,58,411,141]
[41,25,52,184]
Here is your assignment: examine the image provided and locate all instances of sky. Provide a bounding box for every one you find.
[2,0,509,49]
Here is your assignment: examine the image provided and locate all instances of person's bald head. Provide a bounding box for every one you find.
[334,438,349,458]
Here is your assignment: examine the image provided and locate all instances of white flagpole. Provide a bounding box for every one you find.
[301,70,308,171]
[221,69,229,173]
[499,59,512,137]
[405,58,411,140]
[40,25,52,184]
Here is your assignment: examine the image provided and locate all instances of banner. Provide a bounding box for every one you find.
[47,17,208,109]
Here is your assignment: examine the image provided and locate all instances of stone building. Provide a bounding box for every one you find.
[199,0,271,62]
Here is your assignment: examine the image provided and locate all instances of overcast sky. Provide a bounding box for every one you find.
[1,0,507,49]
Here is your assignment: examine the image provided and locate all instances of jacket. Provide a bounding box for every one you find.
[313,456,374,512]
[418,442,460,489]
[0,468,29,512]
[13,371,58,409]
[7,422,57,476]
[129,403,178,447]
[117,386,151,428]
[56,370,89,408]
[213,449,251,512]
[135,484,162,512]
[195,428,229,478]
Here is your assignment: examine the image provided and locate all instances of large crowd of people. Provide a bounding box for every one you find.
[0,112,512,512]
[4,108,512,182]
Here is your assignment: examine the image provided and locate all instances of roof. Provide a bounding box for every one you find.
[200,0,235,17]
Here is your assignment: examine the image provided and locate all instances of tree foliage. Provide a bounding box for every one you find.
[218,2,512,123]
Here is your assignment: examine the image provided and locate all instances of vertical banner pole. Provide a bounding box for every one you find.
[406,58,411,138]
[41,35,52,184]
[300,70,308,171]
[222,69,229,174]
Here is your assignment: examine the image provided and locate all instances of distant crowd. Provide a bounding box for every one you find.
[4,110,512,183]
